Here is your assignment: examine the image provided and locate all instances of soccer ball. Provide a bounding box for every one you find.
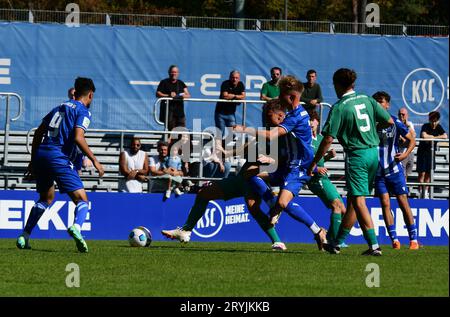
[128,226,152,247]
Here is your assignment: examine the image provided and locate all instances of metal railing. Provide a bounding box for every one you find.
[154,96,332,132]
[0,8,448,37]
[0,92,24,166]
[154,97,266,132]
[415,138,449,199]
[26,127,217,180]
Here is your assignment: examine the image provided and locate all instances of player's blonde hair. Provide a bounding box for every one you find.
[278,75,304,94]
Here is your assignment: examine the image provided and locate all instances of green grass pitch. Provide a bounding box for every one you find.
[0,239,447,297]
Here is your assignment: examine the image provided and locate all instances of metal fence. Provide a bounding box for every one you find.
[0,8,448,37]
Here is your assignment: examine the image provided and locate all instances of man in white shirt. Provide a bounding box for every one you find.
[119,137,149,193]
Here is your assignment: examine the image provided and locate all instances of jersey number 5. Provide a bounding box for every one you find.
[48,111,65,137]
[355,104,370,132]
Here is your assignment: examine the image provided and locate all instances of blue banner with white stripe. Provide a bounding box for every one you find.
[0,191,447,246]
[0,23,448,133]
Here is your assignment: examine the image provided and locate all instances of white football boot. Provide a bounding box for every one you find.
[161,227,191,243]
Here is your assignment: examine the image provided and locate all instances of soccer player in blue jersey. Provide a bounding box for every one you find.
[16,77,104,253]
[234,75,328,249]
[372,91,419,250]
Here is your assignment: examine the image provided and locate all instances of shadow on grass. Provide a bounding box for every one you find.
[117,243,309,254]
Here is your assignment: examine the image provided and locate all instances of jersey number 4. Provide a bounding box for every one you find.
[48,111,65,137]
[355,104,371,132]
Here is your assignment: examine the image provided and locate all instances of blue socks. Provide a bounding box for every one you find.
[387,224,398,242]
[74,201,89,232]
[407,223,418,241]
[24,200,49,236]
[248,176,277,208]
[285,201,320,233]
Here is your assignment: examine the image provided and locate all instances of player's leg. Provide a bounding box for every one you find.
[328,198,345,242]
[17,185,55,249]
[246,171,278,209]
[161,180,228,243]
[66,188,90,253]
[244,195,286,250]
[396,194,419,249]
[375,174,400,249]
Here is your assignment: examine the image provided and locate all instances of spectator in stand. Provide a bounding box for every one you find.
[68,87,75,100]
[416,111,447,198]
[118,137,149,193]
[164,144,185,199]
[156,65,191,131]
[398,107,416,183]
[300,69,323,112]
[260,67,282,127]
[202,138,231,179]
[215,70,246,138]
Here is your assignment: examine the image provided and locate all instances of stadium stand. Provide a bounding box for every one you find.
[1,129,448,199]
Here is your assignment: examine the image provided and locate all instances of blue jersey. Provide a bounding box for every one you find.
[40,100,91,163]
[377,115,409,176]
[278,104,314,170]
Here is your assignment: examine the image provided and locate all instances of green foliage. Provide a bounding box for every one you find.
[0,0,447,25]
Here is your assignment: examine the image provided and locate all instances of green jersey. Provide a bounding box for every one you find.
[312,134,325,167]
[321,91,391,152]
[261,81,280,99]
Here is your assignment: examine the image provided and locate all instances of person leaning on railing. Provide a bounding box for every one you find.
[397,107,416,183]
[416,111,447,199]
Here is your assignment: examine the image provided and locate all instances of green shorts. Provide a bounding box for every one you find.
[345,147,378,196]
[216,173,252,201]
[307,175,342,208]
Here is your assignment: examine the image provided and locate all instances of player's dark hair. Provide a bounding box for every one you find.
[307,69,316,76]
[333,68,357,89]
[372,91,391,103]
[309,110,320,123]
[168,65,178,73]
[263,98,283,114]
[278,75,304,94]
[270,67,282,74]
[157,140,169,149]
[74,77,95,98]
[429,111,440,121]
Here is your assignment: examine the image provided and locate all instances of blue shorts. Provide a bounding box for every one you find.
[268,166,311,196]
[34,148,84,194]
[375,169,408,196]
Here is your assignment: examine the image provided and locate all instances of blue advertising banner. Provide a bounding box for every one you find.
[0,23,448,133]
[0,191,448,246]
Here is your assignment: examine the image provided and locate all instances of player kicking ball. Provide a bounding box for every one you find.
[161,100,290,251]
[16,77,104,253]
[372,91,419,250]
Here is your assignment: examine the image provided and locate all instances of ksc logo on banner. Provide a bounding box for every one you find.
[193,200,224,238]
[402,68,446,115]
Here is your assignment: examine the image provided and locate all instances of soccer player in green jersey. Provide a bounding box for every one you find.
[307,110,346,242]
[307,68,394,256]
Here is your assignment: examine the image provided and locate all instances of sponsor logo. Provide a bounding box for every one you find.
[402,68,446,115]
[193,201,251,239]
[0,199,91,231]
[350,207,448,238]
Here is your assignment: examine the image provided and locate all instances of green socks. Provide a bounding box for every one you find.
[327,213,342,242]
[335,227,351,246]
[182,196,209,231]
[363,228,379,249]
[251,208,282,243]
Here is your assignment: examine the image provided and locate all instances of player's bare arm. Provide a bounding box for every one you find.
[26,122,47,179]
[395,131,416,162]
[74,127,104,177]
[308,134,334,176]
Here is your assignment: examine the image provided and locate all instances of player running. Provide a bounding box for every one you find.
[308,68,393,256]
[234,75,328,249]
[307,110,346,243]
[16,77,104,253]
[372,91,419,250]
